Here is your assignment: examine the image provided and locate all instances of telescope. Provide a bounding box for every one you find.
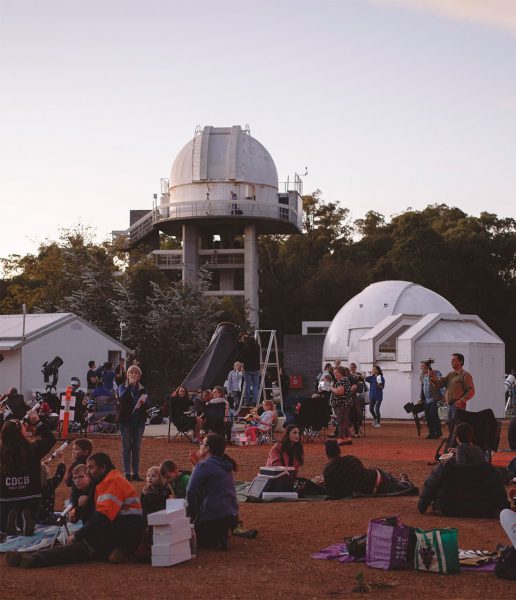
[45,440,70,463]
[42,356,63,387]
[403,401,425,436]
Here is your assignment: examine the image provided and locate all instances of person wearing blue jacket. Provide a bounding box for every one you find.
[187,433,238,550]
[365,365,385,428]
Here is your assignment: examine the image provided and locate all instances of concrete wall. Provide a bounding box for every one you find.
[284,334,325,398]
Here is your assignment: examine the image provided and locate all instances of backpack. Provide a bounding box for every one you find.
[495,546,516,580]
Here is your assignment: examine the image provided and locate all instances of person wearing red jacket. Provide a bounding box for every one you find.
[5,452,144,569]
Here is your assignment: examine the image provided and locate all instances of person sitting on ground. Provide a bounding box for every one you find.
[38,452,66,524]
[187,434,238,550]
[418,442,509,517]
[160,459,191,499]
[451,422,486,465]
[5,452,144,568]
[245,400,276,443]
[266,424,304,478]
[68,464,94,524]
[65,438,93,488]
[0,412,55,537]
[323,440,417,499]
[140,466,171,517]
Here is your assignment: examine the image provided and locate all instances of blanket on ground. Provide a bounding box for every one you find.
[0,522,82,553]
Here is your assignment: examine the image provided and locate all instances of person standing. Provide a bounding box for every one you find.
[226,361,243,410]
[349,364,366,438]
[419,361,443,439]
[86,361,98,399]
[239,333,261,406]
[117,365,148,481]
[431,353,475,430]
[365,365,385,428]
[329,366,354,444]
[0,412,55,536]
[114,358,127,388]
[0,388,31,421]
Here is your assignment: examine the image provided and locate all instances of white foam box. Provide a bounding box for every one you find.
[261,492,298,500]
[152,523,192,545]
[152,517,191,535]
[151,541,192,567]
[147,506,187,525]
[152,539,191,557]
[166,498,186,511]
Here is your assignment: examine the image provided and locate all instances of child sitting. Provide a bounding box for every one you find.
[140,466,171,517]
[160,459,191,499]
[68,464,94,524]
[65,438,93,488]
[245,400,276,443]
[38,452,66,524]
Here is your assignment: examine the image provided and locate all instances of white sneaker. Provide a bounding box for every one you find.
[373,422,381,428]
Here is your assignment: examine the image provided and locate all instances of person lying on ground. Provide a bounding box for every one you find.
[323,440,417,499]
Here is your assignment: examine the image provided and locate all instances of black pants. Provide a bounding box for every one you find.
[32,541,93,567]
[0,498,40,532]
[195,515,238,549]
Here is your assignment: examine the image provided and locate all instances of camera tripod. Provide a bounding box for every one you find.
[50,515,71,548]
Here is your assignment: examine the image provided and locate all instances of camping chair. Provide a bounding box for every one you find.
[167,394,196,442]
[203,402,226,437]
[297,395,331,443]
[435,408,501,463]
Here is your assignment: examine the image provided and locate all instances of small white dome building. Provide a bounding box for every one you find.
[323,281,505,419]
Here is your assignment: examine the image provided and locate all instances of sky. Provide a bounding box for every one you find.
[1,0,515,260]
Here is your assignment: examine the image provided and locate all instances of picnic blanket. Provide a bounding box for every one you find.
[0,522,82,553]
[235,481,328,503]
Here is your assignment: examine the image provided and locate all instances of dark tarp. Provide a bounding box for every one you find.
[181,322,240,391]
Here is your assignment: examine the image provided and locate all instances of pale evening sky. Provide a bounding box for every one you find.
[1,0,515,261]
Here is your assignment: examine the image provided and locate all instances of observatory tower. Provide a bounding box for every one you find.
[115,125,303,327]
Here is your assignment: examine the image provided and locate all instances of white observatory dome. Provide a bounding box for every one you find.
[323,280,458,360]
[169,125,278,190]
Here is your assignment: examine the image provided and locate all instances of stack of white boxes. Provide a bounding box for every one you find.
[148,499,194,567]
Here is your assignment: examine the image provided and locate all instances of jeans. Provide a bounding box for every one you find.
[376,470,414,494]
[244,371,260,405]
[119,422,145,476]
[447,404,457,432]
[369,398,382,423]
[424,401,442,437]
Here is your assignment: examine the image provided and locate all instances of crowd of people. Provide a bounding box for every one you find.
[0,350,515,579]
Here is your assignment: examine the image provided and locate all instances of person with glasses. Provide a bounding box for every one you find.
[187,434,238,550]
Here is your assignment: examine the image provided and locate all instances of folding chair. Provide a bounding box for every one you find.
[435,408,501,463]
[203,402,226,437]
[297,395,331,443]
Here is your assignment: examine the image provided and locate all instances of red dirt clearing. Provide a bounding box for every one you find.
[1,422,514,600]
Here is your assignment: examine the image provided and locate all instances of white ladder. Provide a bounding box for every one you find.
[254,329,284,414]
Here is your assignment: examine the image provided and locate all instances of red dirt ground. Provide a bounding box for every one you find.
[1,422,514,599]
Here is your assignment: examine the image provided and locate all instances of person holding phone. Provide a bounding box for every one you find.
[117,365,148,481]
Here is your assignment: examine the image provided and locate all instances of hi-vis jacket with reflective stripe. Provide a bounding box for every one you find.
[95,469,142,521]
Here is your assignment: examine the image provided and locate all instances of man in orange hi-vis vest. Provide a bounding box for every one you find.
[5,453,144,569]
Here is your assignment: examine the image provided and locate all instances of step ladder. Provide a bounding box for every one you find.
[254,329,284,414]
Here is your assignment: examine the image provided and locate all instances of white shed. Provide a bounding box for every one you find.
[323,281,505,419]
[0,313,131,402]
